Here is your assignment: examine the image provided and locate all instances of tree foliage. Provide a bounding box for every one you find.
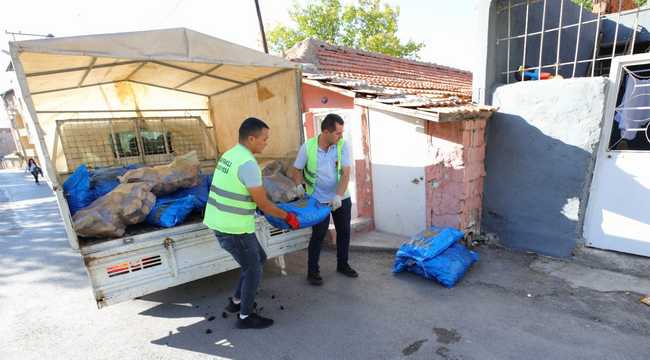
[268,0,425,59]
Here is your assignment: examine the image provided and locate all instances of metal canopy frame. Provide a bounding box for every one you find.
[23,58,254,96]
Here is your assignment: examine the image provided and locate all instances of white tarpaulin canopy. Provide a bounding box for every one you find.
[12,28,298,97]
[9,28,303,176]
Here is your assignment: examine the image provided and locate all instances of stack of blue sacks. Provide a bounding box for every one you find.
[63,164,213,229]
[393,226,479,288]
[145,174,212,228]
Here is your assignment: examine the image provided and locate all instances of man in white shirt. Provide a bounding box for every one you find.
[290,114,358,286]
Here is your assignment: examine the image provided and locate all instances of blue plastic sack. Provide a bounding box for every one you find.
[264,196,331,229]
[393,227,478,288]
[394,227,464,264]
[171,174,212,211]
[146,195,196,228]
[63,165,94,215]
[91,164,142,198]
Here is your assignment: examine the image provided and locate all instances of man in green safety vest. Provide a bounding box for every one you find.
[203,117,300,329]
[290,113,358,286]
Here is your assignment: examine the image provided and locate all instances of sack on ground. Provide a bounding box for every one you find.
[146,194,196,228]
[118,151,200,195]
[393,226,478,288]
[73,183,156,238]
[264,196,330,229]
[63,164,94,215]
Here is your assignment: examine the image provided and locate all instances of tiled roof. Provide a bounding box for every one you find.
[286,39,493,121]
[287,39,471,98]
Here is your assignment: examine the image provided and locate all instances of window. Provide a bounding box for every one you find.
[110,130,173,158]
[142,130,173,155]
[609,63,650,151]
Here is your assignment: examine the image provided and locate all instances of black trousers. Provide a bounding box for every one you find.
[308,197,352,273]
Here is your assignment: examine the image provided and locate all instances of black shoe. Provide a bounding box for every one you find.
[307,272,323,286]
[225,297,256,313]
[337,264,359,278]
[225,297,240,313]
[236,313,274,329]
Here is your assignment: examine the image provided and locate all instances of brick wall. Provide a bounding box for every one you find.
[424,117,489,233]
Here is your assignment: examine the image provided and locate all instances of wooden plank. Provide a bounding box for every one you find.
[209,70,301,157]
[354,97,440,122]
[302,79,356,97]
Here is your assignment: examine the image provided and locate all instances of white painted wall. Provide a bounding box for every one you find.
[368,109,430,237]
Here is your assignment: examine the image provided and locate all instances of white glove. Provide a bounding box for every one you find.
[329,194,343,211]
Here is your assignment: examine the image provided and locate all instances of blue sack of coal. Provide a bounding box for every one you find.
[393,226,478,288]
[146,194,196,228]
[63,164,94,215]
[264,196,331,230]
[171,173,212,211]
[91,164,142,199]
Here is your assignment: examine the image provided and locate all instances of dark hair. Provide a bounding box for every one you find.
[321,113,344,132]
[28,158,36,166]
[239,117,269,141]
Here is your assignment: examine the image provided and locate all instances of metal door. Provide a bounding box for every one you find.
[584,54,650,257]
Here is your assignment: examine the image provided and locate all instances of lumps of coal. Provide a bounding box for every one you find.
[208,316,216,321]
[205,329,212,334]
[221,312,228,318]
[280,305,285,310]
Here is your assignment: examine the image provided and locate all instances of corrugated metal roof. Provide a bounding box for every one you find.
[286,39,495,121]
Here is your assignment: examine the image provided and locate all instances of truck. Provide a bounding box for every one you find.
[7,28,311,308]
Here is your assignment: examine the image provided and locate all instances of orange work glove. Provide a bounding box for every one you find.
[285,212,300,230]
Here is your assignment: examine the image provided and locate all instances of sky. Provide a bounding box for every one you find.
[0,0,479,127]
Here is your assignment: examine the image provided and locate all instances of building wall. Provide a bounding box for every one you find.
[423,118,488,233]
[482,77,607,257]
[0,128,17,157]
[367,108,489,236]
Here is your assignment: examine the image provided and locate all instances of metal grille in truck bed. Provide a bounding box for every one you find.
[57,116,213,171]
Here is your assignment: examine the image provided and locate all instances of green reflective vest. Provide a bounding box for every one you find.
[303,136,345,196]
[203,144,259,234]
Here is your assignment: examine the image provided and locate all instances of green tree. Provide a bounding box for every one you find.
[268,0,424,59]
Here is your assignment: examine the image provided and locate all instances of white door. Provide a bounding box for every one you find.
[368,109,426,237]
[584,54,650,257]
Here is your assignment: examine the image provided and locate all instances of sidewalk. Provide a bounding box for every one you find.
[1,169,649,360]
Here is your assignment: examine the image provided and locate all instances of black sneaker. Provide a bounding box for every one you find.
[225,297,257,313]
[225,297,240,313]
[337,264,359,278]
[236,313,274,329]
[307,272,323,286]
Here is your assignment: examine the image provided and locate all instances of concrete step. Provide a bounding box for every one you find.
[349,230,408,252]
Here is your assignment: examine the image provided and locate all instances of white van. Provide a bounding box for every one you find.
[8,28,310,308]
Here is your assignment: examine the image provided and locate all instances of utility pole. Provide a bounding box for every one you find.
[254,0,269,53]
